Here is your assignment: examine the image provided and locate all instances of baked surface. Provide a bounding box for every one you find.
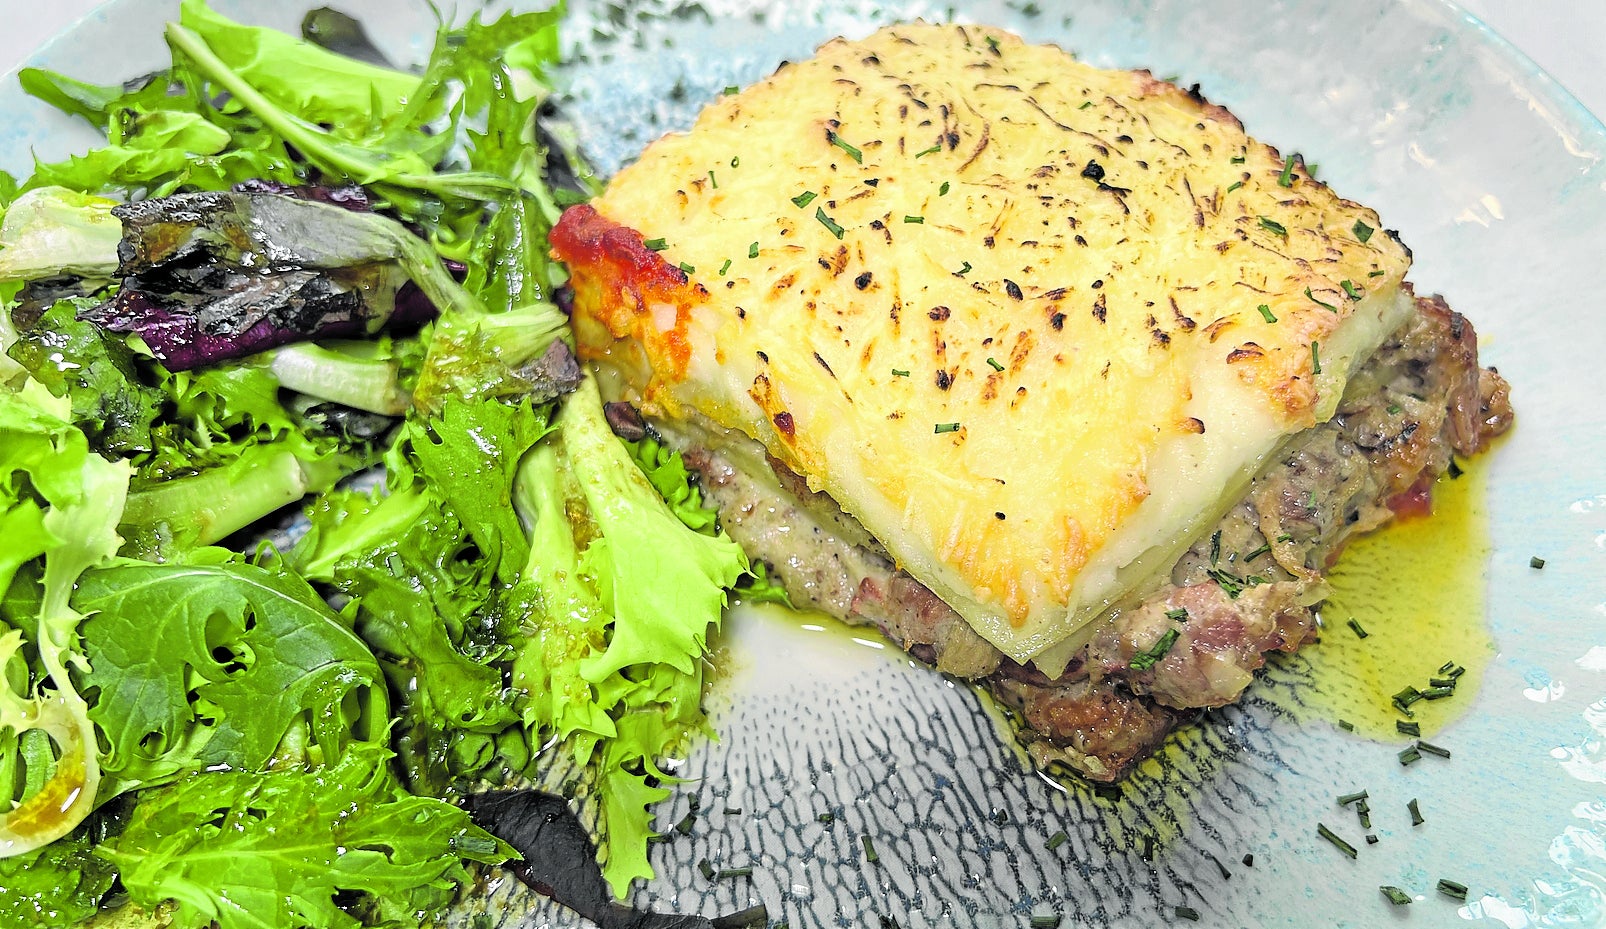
[554,22,1413,663]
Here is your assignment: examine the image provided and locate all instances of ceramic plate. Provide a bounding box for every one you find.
[5,1,1605,927]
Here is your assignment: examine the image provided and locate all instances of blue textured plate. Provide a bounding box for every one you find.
[5,1,1605,927]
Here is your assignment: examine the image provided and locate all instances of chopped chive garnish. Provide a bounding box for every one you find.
[1397,720,1421,737]
[1317,823,1358,859]
[698,858,716,880]
[1310,341,1322,374]
[676,813,696,835]
[1230,154,1246,164]
[891,368,910,377]
[1129,628,1180,671]
[708,169,718,189]
[724,807,742,815]
[903,214,925,224]
[1242,853,1254,867]
[940,181,951,196]
[1420,686,1454,700]
[1387,403,1402,414]
[1226,180,1244,192]
[1277,153,1297,187]
[679,262,696,275]
[1380,886,1413,906]
[1346,618,1368,639]
[731,155,741,168]
[1368,269,1386,277]
[828,130,864,163]
[748,241,759,259]
[643,237,668,251]
[1365,833,1379,845]
[1417,740,1451,759]
[1430,676,1458,688]
[1030,915,1061,929]
[817,812,835,823]
[1306,287,1339,311]
[1175,906,1201,922]
[815,206,845,239]
[954,260,973,275]
[1165,607,1189,622]
[1210,530,1222,564]
[1398,745,1422,766]
[1340,279,1363,300]
[719,258,732,276]
[986,357,1005,372]
[915,143,942,157]
[934,422,961,434]
[1338,719,1355,732]
[1408,798,1425,826]
[1439,660,1457,674]
[986,35,1002,54]
[1357,805,1372,830]
[1257,303,1277,323]
[1258,216,1288,237]
[1243,543,1272,563]
[723,85,739,95]
[1337,790,1369,806]
[1437,879,1469,901]
[1447,458,1464,478]
[1530,556,1546,569]
[791,190,817,208]
[1079,100,1094,109]
[860,834,880,864]
[716,866,754,879]
[1353,219,1375,242]
[1205,851,1231,880]
[1046,830,1068,850]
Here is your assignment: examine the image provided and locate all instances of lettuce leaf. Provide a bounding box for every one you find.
[103,740,514,929]
[0,372,129,857]
[176,0,426,136]
[0,825,119,928]
[562,377,747,682]
[74,555,387,790]
[508,377,747,894]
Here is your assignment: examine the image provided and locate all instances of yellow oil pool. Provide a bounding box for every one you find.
[1294,463,1498,740]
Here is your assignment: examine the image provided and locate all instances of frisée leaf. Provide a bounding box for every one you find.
[102,740,514,929]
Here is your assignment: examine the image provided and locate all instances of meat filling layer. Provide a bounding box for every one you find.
[650,295,1511,781]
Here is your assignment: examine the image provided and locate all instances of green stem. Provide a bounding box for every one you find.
[267,342,411,416]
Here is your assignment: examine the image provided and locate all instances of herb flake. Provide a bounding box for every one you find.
[1277,153,1297,187]
[815,206,845,239]
[828,130,864,164]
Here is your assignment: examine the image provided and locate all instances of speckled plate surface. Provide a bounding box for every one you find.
[5,1,1606,927]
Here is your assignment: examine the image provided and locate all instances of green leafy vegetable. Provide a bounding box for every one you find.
[75,555,387,790]
[0,372,129,856]
[0,826,119,928]
[176,0,426,134]
[103,741,513,929]
[0,187,122,283]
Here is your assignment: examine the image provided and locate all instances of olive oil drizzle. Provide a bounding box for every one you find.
[1295,465,1497,740]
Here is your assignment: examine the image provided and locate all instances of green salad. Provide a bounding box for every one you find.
[0,2,757,925]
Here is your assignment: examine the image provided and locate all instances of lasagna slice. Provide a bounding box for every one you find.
[551,23,1512,779]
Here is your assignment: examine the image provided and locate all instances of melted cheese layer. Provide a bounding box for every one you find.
[554,22,1414,664]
